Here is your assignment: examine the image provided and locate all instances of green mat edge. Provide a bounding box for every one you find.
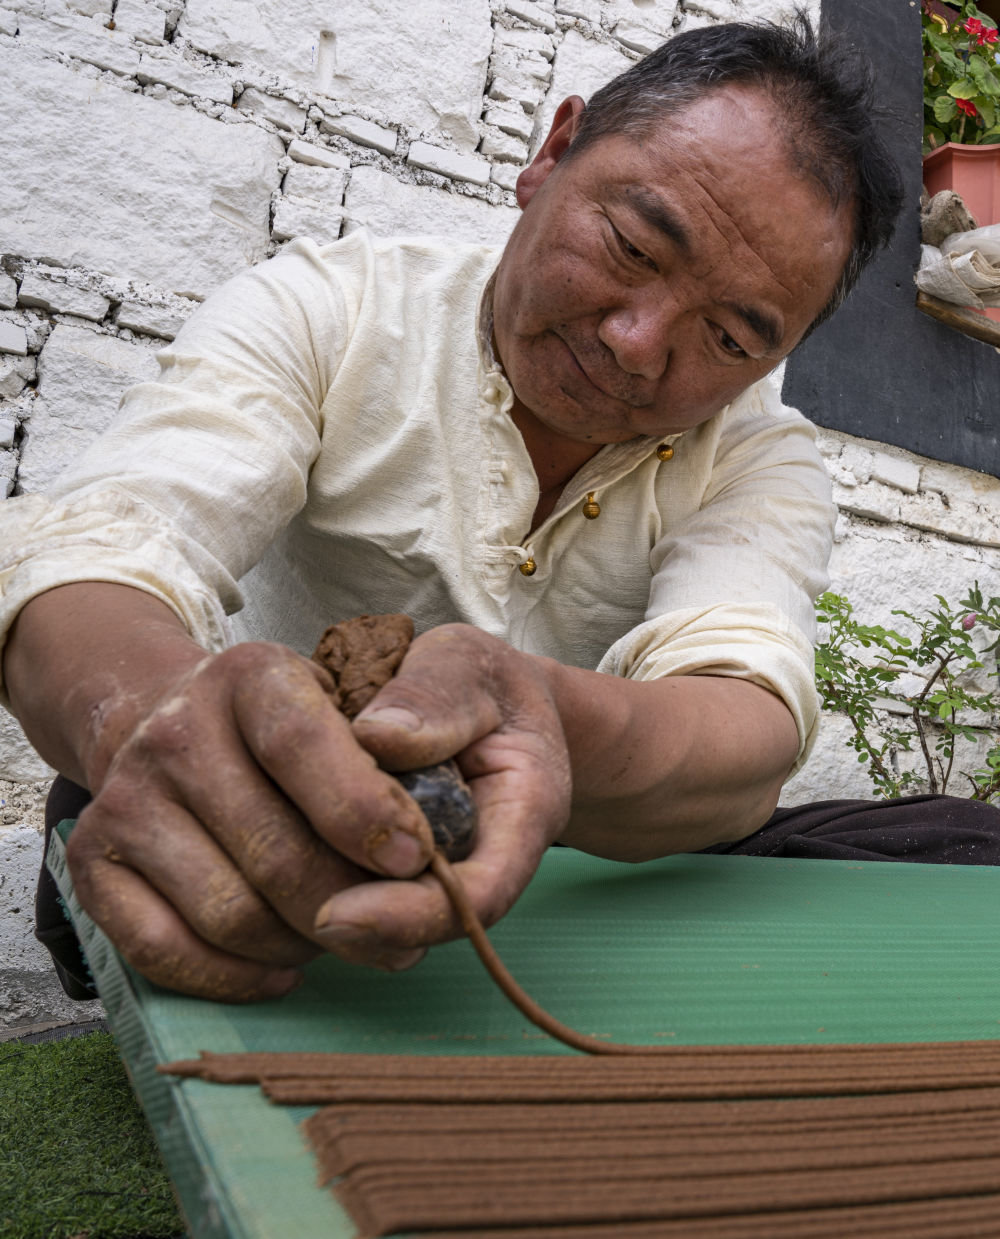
[48,820,249,1239]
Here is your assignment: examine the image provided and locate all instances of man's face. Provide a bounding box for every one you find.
[492,85,853,448]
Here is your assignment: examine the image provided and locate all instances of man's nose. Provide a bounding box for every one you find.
[596,292,674,381]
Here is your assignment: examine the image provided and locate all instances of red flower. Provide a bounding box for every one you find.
[983,25,999,43]
[965,17,984,34]
[957,97,979,117]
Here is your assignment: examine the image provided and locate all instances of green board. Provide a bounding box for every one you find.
[47,824,1000,1239]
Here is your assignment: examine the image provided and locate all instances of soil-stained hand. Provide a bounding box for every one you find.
[66,641,438,1002]
[310,623,572,969]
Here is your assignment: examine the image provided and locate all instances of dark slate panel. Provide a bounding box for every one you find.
[782,0,1000,479]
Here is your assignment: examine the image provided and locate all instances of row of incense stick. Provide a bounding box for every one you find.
[161,1043,1000,1237]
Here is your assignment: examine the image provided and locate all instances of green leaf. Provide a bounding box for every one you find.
[934,94,960,123]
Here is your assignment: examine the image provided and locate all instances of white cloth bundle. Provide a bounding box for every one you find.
[917,224,1000,308]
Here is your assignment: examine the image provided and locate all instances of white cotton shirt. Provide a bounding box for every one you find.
[0,231,836,772]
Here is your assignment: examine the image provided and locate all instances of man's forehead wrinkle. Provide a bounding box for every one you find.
[622,185,692,254]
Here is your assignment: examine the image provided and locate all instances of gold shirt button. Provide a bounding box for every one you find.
[519,558,537,576]
[656,443,674,461]
[582,492,601,519]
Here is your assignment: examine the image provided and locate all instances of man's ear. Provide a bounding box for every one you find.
[515,95,586,209]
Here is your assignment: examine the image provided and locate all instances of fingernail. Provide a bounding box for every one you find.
[369,828,427,876]
[356,705,422,731]
[313,919,373,948]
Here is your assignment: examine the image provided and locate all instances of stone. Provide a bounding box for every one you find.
[287,138,349,168]
[180,0,493,152]
[870,451,921,496]
[17,11,141,77]
[0,7,16,34]
[112,0,165,43]
[605,0,678,37]
[271,197,344,246]
[494,26,555,58]
[0,355,35,399]
[65,0,112,15]
[115,300,190,340]
[17,273,109,321]
[481,128,529,163]
[235,86,307,133]
[487,70,544,113]
[831,479,900,524]
[838,442,873,485]
[137,49,234,103]
[492,163,520,193]
[0,273,17,310]
[0,320,28,356]
[17,325,159,492]
[319,113,397,156]
[555,0,600,18]
[613,17,663,54]
[530,29,631,156]
[0,46,281,298]
[407,142,492,187]
[0,451,15,497]
[506,0,557,31]
[0,411,15,445]
[0,715,52,782]
[483,102,534,142]
[343,164,518,246]
[282,162,349,203]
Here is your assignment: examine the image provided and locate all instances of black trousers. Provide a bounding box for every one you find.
[37,776,1000,1001]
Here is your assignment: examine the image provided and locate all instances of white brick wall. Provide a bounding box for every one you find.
[1,0,996,1025]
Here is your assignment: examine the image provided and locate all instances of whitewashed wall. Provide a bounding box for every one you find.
[3,0,997,1029]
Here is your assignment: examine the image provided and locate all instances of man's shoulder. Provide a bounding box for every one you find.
[303,228,502,283]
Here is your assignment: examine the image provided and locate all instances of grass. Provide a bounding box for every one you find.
[0,1031,183,1239]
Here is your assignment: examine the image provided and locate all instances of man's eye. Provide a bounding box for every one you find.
[717,329,748,359]
[613,227,655,269]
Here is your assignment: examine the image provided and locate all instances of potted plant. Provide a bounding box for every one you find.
[923,1,1000,225]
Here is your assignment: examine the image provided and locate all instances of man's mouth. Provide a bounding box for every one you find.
[556,331,648,407]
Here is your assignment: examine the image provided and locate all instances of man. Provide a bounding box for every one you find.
[3,15,984,1007]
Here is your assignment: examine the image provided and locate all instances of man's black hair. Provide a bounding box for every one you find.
[566,10,904,331]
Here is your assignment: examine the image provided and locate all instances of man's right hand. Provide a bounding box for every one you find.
[66,639,440,1001]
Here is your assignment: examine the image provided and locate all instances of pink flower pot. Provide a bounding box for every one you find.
[923,141,1000,323]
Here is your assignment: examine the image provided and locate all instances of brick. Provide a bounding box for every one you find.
[0,274,16,310]
[0,46,281,298]
[18,324,158,492]
[483,102,533,142]
[17,12,140,77]
[555,0,599,20]
[832,479,900,523]
[407,141,492,186]
[180,0,493,153]
[320,113,397,155]
[491,163,520,193]
[487,71,544,112]
[235,86,307,133]
[17,273,109,321]
[137,50,234,104]
[0,355,35,399]
[613,18,662,54]
[505,0,557,31]
[115,300,190,340]
[0,321,27,356]
[344,164,518,245]
[282,162,348,202]
[481,127,529,163]
[287,138,350,169]
[112,0,165,43]
[606,0,678,37]
[65,0,112,14]
[898,492,1000,548]
[495,26,555,58]
[271,197,344,246]
[870,451,921,495]
[838,442,873,485]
